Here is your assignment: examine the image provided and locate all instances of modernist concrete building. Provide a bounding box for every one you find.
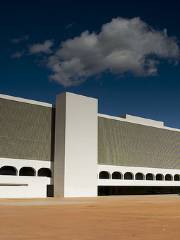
[0,92,180,198]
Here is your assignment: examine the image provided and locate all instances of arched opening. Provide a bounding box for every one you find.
[124,172,133,180]
[165,174,173,181]
[146,173,154,180]
[0,166,17,175]
[38,168,52,177]
[174,174,180,181]
[19,167,35,176]
[156,174,164,181]
[135,172,144,180]
[99,171,110,179]
[112,171,122,179]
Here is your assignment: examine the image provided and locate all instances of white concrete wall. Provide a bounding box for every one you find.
[54,92,98,197]
[123,114,164,127]
[98,165,180,186]
[54,93,66,196]
[0,158,53,174]
[0,158,52,198]
[0,176,50,198]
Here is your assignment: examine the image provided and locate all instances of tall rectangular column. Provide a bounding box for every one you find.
[54,92,98,197]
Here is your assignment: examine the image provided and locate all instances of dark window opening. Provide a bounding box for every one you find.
[165,174,172,181]
[0,166,17,176]
[135,173,144,180]
[146,173,154,180]
[112,171,122,179]
[156,174,163,181]
[38,168,52,177]
[174,174,180,181]
[47,185,54,197]
[124,172,133,180]
[99,171,110,179]
[19,167,35,176]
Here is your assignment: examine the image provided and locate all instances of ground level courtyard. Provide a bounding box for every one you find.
[0,195,180,240]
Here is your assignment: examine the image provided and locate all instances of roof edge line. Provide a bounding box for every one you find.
[98,113,180,132]
[0,94,52,107]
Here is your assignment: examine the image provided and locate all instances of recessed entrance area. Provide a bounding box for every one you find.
[98,186,180,196]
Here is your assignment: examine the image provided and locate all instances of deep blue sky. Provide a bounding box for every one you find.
[0,0,180,128]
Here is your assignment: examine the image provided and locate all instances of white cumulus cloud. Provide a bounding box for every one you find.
[47,17,179,87]
[29,40,54,54]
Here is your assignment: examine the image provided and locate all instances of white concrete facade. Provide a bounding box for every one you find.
[0,91,180,198]
[98,165,180,187]
[121,114,164,128]
[54,92,98,197]
[0,176,50,198]
[0,158,52,198]
[0,158,52,174]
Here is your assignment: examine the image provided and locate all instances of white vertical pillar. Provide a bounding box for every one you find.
[54,92,98,197]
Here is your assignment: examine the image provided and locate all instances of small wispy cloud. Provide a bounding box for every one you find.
[11,51,24,59]
[11,35,29,44]
[29,40,54,54]
[65,23,74,29]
